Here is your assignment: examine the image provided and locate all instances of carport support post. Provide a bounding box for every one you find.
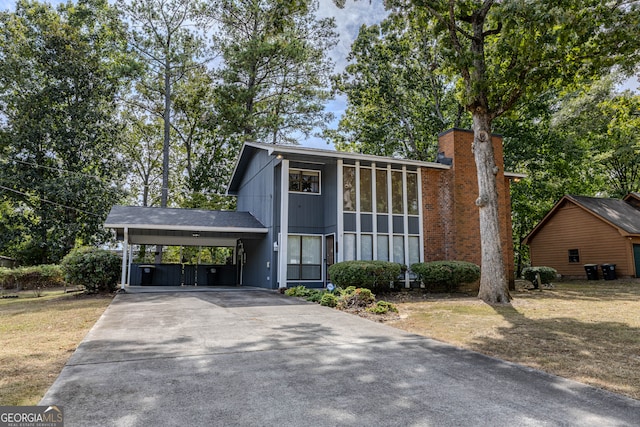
[120,227,129,290]
[278,158,289,290]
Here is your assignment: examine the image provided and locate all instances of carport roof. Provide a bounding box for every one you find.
[104,206,268,246]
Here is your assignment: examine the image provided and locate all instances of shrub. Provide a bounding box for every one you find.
[320,292,338,307]
[61,247,121,293]
[411,261,480,292]
[337,287,376,310]
[305,289,325,303]
[0,265,64,290]
[285,286,310,297]
[522,267,557,286]
[367,300,398,315]
[328,261,402,292]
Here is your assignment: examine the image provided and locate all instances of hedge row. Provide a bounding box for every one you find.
[327,260,481,292]
[0,265,65,290]
[0,247,122,293]
[411,261,481,292]
[328,260,402,292]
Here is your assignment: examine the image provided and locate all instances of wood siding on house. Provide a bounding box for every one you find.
[529,202,632,277]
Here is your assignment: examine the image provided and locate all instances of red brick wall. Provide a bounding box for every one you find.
[421,129,515,285]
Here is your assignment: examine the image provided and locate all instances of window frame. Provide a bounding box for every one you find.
[568,249,580,263]
[289,168,321,195]
[287,234,323,281]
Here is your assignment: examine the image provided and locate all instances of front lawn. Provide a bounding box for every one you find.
[384,280,640,400]
[0,290,112,405]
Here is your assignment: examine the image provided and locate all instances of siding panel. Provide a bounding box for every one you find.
[529,203,631,277]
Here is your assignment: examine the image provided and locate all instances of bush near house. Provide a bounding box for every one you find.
[284,284,398,314]
[328,261,402,292]
[61,247,121,293]
[0,265,65,290]
[411,261,481,292]
[522,266,557,286]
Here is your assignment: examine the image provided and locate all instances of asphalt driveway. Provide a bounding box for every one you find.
[41,287,640,426]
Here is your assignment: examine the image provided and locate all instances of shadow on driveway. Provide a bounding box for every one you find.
[41,290,640,426]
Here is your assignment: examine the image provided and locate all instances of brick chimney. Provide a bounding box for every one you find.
[421,129,515,286]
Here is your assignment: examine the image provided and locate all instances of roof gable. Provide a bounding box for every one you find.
[227,142,450,194]
[524,195,640,244]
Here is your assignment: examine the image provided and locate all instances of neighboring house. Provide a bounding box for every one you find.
[106,129,521,289]
[523,194,640,279]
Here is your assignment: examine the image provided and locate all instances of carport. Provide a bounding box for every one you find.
[104,206,268,290]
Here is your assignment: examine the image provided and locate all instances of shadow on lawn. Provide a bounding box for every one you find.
[475,301,640,399]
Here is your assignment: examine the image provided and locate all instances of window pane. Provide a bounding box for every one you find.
[377,235,389,261]
[343,166,356,211]
[408,236,420,266]
[392,171,403,214]
[289,172,301,192]
[361,234,373,261]
[287,265,300,280]
[302,236,321,264]
[360,168,372,212]
[376,169,388,213]
[407,172,418,215]
[301,265,321,280]
[287,236,300,264]
[301,172,319,193]
[393,235,405,264]
[344,233,356,261]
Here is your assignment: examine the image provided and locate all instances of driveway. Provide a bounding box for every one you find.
[41,288,640,426]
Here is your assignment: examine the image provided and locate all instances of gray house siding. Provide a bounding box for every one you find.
[235,149,277,288]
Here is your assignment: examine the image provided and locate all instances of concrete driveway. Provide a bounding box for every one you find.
[41,287,640,426]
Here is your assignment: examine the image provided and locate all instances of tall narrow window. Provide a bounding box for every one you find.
[343,166,356,211]
[360,168,372,212]
[376,169,388,213]
[361,234,373,260]
[408,236,420,266]
[393,235,405,264]
[377,235,389,261]
[392,170,403,214]
[407,172,418,215]
[344,233,356,261]
[287,235,322,280]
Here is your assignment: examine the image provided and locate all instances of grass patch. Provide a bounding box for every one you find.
[385,279,640,400]
[0,289,112,405]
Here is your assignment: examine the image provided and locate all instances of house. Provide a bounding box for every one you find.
[106,129,521,289]
[523,194,640,279]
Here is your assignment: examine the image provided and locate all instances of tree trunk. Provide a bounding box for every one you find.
[472,113,511,304]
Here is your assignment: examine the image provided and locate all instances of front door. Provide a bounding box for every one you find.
[325,234,335,285]
[634,244,640,278]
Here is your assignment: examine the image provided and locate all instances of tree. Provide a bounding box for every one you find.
[551,76,640,198]
[117,0,211,208]
[213,0,338,145]
[329,13,465,160]
[0,0,131,264]
[373,0,640,303]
